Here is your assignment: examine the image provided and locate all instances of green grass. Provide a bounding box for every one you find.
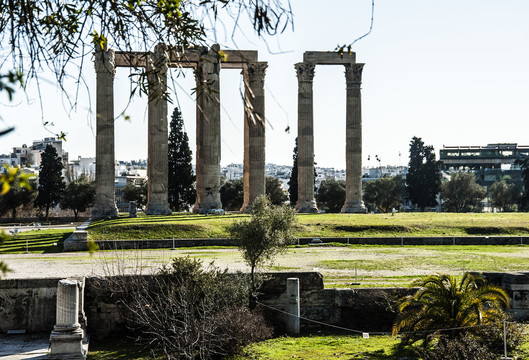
[86,212,529,241]
[87,329,529,359]
[230,335,415,359]
[87,335,412,360]
[0,229,72,253]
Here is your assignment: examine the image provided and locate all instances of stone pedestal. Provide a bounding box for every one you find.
[294,62,318,213]
[194,45,222,213]
[92,45,118,219]
[241,62,267,213]
[286,278,300,335]
[342,64,367,213]
[146,43,172,215]
[49,279,87,359]
[63,231,88,252]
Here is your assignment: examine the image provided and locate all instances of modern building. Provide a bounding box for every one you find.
[439,143,529,188]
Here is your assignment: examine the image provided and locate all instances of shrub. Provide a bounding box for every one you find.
[419,336,496,360]
[101,257,271,359]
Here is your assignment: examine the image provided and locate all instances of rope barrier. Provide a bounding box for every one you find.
[256,300,508,337]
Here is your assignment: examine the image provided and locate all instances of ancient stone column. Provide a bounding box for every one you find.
[241,62,268,213]
[342,63,367,213]
[146,43,172,215]
[193,45,222,213]
[92,45,118,219]
[295,62,318,213]
[49,279,86,359]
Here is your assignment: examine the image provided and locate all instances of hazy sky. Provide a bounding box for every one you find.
[2,0,529,169]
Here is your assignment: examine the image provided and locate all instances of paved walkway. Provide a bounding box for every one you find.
[0,334,49,359]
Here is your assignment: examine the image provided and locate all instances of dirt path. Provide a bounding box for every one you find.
[2,246,529,287]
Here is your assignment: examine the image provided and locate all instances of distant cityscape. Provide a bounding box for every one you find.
[3,137,527,205]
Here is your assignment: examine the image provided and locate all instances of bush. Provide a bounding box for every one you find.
[101,257,271,359]
[419,336,496,360]
[474,318,528,354]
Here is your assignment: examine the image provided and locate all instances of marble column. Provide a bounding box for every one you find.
[294,62,318,213]
[342,63,367,213]
[92,44,118,220]
[193,45,222,213]
[146,43,172,215]
[241,62,267,213]
[49,279,86,359]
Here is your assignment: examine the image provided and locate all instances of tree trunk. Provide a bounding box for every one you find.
[249,264,256,310]
[45,204,50,222]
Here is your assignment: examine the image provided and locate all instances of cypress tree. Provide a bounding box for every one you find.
[35,144,65,220]
[406,137,441,211]
[287,138,298,206]
[168,107,195,211]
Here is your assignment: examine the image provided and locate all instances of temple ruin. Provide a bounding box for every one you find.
[91,45,366,218]
[92,44,267,219]
[295,51,366,213]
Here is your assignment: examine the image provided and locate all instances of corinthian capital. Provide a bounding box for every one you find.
[295,62,316,82]
[345,63,364,84]
[151,42,169,75]
[245,62,268,82]
[94,47,115,77]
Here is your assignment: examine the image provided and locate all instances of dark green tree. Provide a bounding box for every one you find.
[406,137,441,211]
[441,172,486,212]
[60,175,96,220]
[122,180,148,209]
[489,180,521,212]
[515,158,529,210]
[220,179,244,211]
[168,107,195,211]
[0,178,36,220]
[315,179,346,213]
[265,177,288,205]
[288,138,298,207]
[363,176,406,213]
[35,145,66,221]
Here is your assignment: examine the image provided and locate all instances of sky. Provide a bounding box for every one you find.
[1,0,529,169]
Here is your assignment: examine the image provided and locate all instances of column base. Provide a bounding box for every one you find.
[49,327,87,359]
[145,202,172,215]
[193,194,222,214]
[341,201,367,213]
[91,203,118,220]
[295,200,319,213]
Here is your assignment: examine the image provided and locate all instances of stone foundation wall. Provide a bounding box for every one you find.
[1,271,527,335]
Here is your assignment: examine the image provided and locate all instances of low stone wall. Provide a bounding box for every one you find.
[86,236,529,251]
[1,271,528,336]
[0,278,59,333]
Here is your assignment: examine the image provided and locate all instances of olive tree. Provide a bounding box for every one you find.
[229,195,296,307]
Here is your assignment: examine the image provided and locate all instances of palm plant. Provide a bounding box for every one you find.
[392,273,509,346]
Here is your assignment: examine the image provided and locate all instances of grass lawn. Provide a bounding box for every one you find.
[86,335,413,360]
[87,333,529,359]
[86,212,529,241]
[0,228,72,253]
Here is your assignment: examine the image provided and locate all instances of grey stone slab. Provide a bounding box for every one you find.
[0,334,49,359]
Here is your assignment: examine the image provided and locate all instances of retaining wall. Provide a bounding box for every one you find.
[1,272,528,336]
[90,236,529,251]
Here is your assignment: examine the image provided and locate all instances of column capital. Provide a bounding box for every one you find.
[345,63,364,85]
[245,62,268,82]
[295,62,316,82]
[94,47,115,78]
[148,42,169,84]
